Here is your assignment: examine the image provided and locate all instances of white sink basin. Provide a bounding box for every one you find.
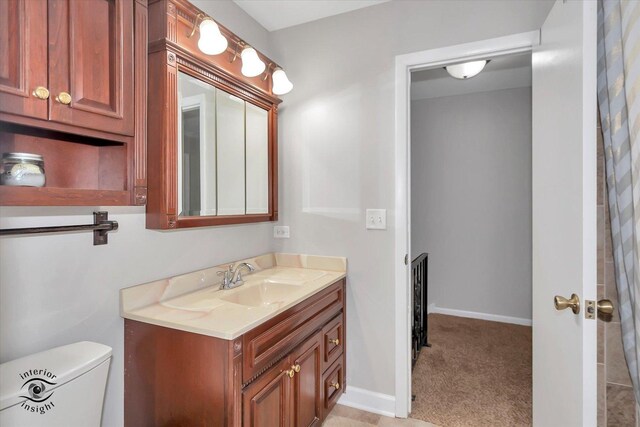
[220,281,301,308]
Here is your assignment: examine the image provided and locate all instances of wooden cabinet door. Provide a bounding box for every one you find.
[48,0,134,136]
[0,0,48,119]
[290,332,322,427]
[242,357,292,427]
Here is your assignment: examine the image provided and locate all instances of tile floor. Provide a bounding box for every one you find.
[325,405,438,426]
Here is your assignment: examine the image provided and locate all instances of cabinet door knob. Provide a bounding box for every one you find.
[286,369,295,378]
[329,338,340,346]
[330,382,340,390]
[293,364,301,373]
[32,86,50,100]
[55,91,72,105]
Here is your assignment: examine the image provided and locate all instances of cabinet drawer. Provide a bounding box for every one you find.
[243,280,345,383]
[322,314,344,370]
[322,358,344,416]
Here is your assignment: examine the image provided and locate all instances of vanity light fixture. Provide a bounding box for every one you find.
[272,68,293,95]
[445,60,489,79]
[189,13,228,56]
[240,46,266,77]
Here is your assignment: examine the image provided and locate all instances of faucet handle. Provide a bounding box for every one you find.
[217,266,233,288]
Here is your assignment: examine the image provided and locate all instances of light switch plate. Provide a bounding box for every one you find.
[273,226,290,238]
[366,209,387,230]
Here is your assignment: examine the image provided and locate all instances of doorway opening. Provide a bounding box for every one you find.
[393,30,542,420]
[408,51,533,426]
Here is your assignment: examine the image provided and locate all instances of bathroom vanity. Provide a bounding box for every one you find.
[121,253,346,426]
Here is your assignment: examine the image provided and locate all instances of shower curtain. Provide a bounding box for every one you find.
[597,0,640,404]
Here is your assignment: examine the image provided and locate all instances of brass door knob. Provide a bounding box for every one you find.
[598,299,614,316]
[329,338,340,346]
[554,293,580,314]
[330,382,340,390]
[292,364,301,373]
[286,369,295,378]
[55,91,72,105]
[32,86,50,100]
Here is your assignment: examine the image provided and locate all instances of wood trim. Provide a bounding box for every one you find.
[226,338,243,427]
[271,104,279,221]
[173,49,280,106]
[0,186,130,206]
[176,213,276,228]
[0,113,132,144]
[134,0,148,205]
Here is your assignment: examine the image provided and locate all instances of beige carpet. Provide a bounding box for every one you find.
[410,314,532,427]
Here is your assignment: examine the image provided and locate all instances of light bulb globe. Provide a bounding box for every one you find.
[197,19,227,55]
[241,47,265,77]
[272,69,293,95]
[445,60,488,79]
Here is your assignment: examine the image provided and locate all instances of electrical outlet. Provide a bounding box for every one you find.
[366,209,387,230]
[273,226,290,238]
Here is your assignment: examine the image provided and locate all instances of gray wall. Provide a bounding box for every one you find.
[0,2,271,427]
[411,87,532,320]
[269,0,551,396]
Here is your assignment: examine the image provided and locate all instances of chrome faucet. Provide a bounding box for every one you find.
[217,262,255,290]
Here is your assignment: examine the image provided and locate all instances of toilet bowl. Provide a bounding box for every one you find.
[0,341,112,427]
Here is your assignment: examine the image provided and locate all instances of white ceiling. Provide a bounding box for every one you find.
[411,53,532,101]
[233,0,391,32]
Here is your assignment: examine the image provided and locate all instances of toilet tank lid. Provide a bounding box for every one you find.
[0,341,112,410]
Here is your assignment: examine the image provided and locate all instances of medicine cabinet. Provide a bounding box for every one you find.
[146,0,281,229]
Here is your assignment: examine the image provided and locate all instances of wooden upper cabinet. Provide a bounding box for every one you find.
[48,0,134,136]
[0,0,147,207]
[0,0,49,120]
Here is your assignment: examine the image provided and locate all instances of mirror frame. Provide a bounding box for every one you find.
[146,0,281,229]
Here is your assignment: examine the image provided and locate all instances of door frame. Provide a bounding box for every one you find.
[393,30,541,418]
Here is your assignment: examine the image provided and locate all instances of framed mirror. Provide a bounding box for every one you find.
[177,72,269,218]
[146,0,281,230]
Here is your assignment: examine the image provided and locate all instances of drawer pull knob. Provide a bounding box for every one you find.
[329,338,340,346]
[55,91,72,105]
[293,364,301,373]
[286,369,295,378]
[32,86,50,100]
[330,382,340,390]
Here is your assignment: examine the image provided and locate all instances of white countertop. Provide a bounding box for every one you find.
[120,253,347,340]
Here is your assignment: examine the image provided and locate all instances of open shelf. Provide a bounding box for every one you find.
[0,125,132,206]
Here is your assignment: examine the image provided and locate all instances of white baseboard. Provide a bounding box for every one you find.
[426,303,532,326]
[338,385,396,417]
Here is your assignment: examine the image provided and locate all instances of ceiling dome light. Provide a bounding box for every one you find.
[241,47,266,77]
[197,18,227,55]
[272,68,293,95]
[445,60,488,79]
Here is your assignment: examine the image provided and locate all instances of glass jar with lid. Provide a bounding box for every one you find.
[0,153,46,187]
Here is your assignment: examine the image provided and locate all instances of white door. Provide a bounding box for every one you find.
[532,1,597,426]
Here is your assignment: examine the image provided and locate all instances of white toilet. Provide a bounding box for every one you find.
[0,341,112,427]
